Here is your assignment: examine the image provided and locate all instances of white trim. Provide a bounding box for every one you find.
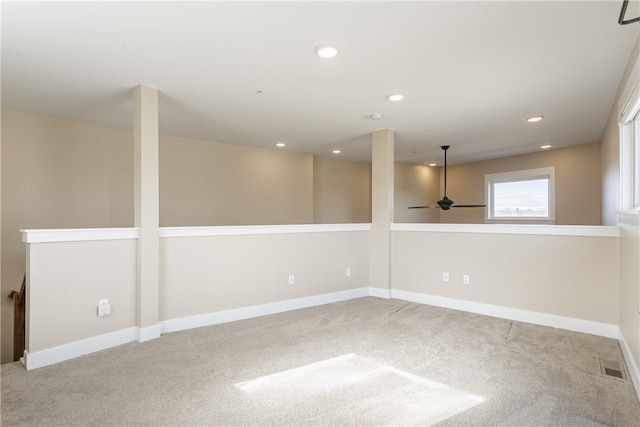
[21,228,139,244]
[368,287,392,299]
[389,289,620,339]
[484,218,555,225]
[21,288,630,377]
[616,209,640,216]
[136,324,161,342]
[160,223,371,238]
[618,330,640,401]
[485,167,555,222]
[24,289,373,370]
[619,53,640,125]
[391,223,619,238]
[23,327,138,370]
[161,287,372,333]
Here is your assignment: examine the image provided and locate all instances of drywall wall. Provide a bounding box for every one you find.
[0,110,134,363]
[601,103,621,227]
[439,143,602,225]
[600,36,640,381]
[160,230,369,321]
[312,156,371,224]
[602,37,639,226]
[26,239,137,352]
[394,162,440,223]
[1,110,372,363]
[618,214,640,380]
[312,158,443,224]
[391,229,619,325]
[160,135,314,226]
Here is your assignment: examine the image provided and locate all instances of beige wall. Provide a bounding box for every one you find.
[27,239,137,352]
[392,230,619,324]
[618,214,640,376]
[394,162,440,223]
[600,36,640,379]
[1,110,134,363]
[312,156,371,224]
[439,143,602,225]
[160,231,369,321]
[602,37,639,226]
[160,135,314,227]
[601,104,622,227]
[1,110,374,363]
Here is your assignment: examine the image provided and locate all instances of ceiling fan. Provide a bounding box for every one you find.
[409,145,486,211]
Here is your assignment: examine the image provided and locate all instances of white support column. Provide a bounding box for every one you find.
[369,129,394,295]
[133,85,161,341]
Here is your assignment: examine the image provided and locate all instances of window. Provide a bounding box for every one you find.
[619,68,640,211]
[485,167,555,223]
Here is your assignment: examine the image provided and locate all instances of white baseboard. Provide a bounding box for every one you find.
[24,323,162,370]
[388,289,620,339]
[23,288,373,370]
[136,324,161,342]
[24,327,138,370]
[161,287,371,334]
[618,330,640,401]
[368,287,391,299]
[24,286,630,378]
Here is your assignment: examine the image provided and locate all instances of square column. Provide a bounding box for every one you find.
[369,129,394,294]
[133,85,160,340]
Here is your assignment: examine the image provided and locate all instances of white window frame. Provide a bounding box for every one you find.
[619,55,640,213]
[485,167,556,224]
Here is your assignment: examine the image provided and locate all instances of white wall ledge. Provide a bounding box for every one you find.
[391,223,620,237]
[21,228,139,243]
[160,223,372,238]
[21,222,617,242]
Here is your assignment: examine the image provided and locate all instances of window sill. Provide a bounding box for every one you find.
[485,218,556,225]
[616,209,639,216]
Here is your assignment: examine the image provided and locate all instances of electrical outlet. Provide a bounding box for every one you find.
[97,299,111,317]
[346,268,352,277]
[463,274,470,285]
[288,274,295,285]
[443,272,450,282]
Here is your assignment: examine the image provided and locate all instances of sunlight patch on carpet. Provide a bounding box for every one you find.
[234,353,485,425]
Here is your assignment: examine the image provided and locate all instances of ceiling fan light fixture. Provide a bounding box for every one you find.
[408,145,486,211]
[527,116,544,123]
[315,44,339,59]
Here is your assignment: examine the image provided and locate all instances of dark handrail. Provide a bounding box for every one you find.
[8,275,26,362]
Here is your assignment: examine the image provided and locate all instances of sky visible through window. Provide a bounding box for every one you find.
[494,179,548,217]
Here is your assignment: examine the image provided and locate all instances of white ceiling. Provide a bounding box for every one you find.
[2,1,639,164]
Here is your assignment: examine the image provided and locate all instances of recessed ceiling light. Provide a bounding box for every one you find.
[276,142,286,147]
[332,149,342,154]
[315,44,338,59]
[527,116,544,123]
[540,144,552,149]
[387,94,404,102]
[428,163,437,167]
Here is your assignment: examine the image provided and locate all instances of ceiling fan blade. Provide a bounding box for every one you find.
[451,204,486,208]
[408,205,440,209]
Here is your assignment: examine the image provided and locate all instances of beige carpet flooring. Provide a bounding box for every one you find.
[2,297,639,426]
